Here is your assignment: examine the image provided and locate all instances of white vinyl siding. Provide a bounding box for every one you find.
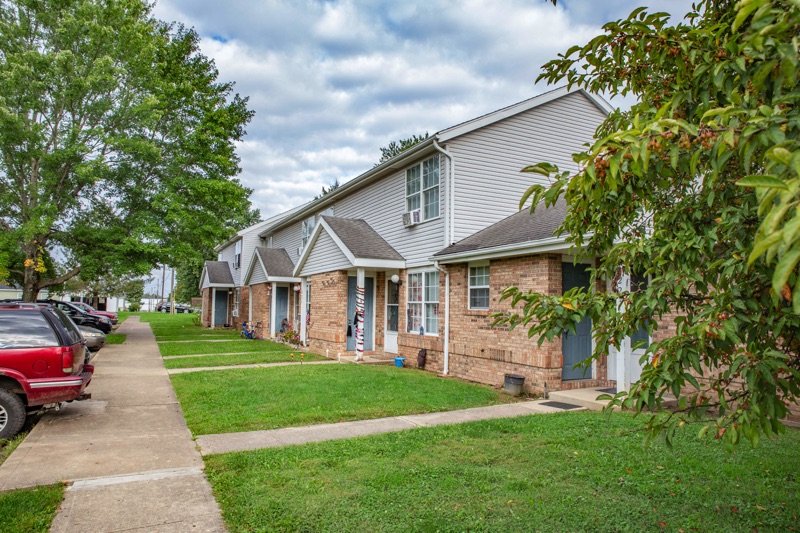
[299,229,352,276]
[335,157,445,268]
[407,271,439,335]
[447,91,606,241]
[249,258,267,285]
[272,220,305,263]
[468,265,490,309]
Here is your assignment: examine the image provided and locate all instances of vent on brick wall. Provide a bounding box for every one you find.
[489,348,510,362]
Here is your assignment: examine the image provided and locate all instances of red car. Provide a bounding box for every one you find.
[71,301,118,324]
[0,303,94,439]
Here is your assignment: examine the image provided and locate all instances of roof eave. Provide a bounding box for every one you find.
[432,236,571,264]
[262,138,439,238]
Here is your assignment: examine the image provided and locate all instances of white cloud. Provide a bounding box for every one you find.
[152,0,699,219]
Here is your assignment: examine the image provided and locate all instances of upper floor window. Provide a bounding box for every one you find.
[301,215,315,249]
[405,155,439,221]
[233,240,242,269]
[469,264,490,310]
[407,271,439,335]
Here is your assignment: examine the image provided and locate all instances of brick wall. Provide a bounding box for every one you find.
[201,288,212,327]
[250,283,271,336]
[444,255,586,395]
[306,271,349,356]
[398,267,447,370]
[238,286,250,325]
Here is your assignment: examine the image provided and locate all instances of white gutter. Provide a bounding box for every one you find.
[433,261,450,375]
[432,139,455,247]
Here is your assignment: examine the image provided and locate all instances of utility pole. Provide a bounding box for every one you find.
[170,267,176,314]
[160,264,166,305]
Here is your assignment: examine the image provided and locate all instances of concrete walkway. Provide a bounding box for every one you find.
[167,359,337,374]
[0,316,226,532]
[196,399,585,455]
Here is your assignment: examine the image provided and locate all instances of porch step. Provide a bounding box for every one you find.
[547,388,612,412]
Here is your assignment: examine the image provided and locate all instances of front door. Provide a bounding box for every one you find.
[214,289,228,326]
[562,263,593,380]
[346,276,374,351]
[275,286,289,332]
[384,279,399,354]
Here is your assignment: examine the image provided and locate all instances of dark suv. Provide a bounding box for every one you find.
[0,299,112,333]
[0,303,94,439]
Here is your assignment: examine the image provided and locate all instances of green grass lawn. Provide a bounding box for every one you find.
[158,339,295,357]
[171,365,516,435]
[105,333,126,344]
[0,484,63,533]
[204,412,800,533]
[164,351,326,369]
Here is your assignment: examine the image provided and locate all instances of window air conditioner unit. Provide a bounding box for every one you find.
[297,245,304,257]
[232,309,239,317]
[402,209,421,227]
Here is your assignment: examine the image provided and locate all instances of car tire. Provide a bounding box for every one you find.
[161,308,167,313]
[0,389,27,440]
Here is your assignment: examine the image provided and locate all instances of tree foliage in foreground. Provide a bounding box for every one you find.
[498,0,800,446]
[0,0,256,300]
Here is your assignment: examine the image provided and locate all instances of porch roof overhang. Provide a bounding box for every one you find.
[199,261,236,291]
[293,216,405,276]
[243,247,301,285]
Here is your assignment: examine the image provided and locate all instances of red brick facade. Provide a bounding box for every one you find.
[250,283,271,335]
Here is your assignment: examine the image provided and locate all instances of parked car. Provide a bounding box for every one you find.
[156,301,192,313]
[78,325,106,352]
[0,303,94,439]
[39,300,113,334]
[71,302,118,324]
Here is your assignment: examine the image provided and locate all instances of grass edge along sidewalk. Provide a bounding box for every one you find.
[204,411,800,533]
[171,364,519,436]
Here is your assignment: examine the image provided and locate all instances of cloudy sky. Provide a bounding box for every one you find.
[152,0,697,220]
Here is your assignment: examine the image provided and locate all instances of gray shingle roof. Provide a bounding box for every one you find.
[321,216,404,261]
[204,261,234,285]
[254,247,295,278]
[434,198,567,257]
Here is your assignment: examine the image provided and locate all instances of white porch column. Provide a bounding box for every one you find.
[355,268,365,361]
[616,271,632,392]
[211,289,216,327]
[300,278,307,345]
[270,282,277,337]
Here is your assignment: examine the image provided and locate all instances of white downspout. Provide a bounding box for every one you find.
[248,284,253,323]
[433,261,450,375]
[432,139,455,247]
[211,289,216,327]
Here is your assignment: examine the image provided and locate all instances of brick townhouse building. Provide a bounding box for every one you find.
[199,86,660,395]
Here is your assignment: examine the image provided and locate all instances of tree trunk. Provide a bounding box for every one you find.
[22,242,41,302]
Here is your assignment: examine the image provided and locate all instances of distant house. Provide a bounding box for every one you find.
[202,86,651,395]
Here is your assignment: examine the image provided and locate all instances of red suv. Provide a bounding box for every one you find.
[0,303,94,439]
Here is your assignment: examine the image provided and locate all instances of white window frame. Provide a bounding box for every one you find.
[233,287,241,310]
[233,240,242,269]
[406,270,439,336]
[301,215,315,249]
[468,262,490,310]
[405,155,439,221]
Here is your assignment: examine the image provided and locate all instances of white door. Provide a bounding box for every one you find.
[384,279,399,354]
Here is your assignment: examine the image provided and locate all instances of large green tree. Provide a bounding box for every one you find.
[500,0,800,446]
[0,0,255,300]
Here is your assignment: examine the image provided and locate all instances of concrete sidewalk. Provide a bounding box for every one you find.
[0,316,226,532]
[197,399,585,455]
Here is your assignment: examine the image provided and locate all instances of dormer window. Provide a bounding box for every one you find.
[405,155,439,221]
[233,240,242,269]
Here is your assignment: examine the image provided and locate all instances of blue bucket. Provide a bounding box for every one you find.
[394,357,406,368]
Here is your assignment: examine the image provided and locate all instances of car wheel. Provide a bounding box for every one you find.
[0,389,27,440]
[161,308,167,313]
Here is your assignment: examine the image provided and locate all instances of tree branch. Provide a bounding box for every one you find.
[38,266,82,289]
